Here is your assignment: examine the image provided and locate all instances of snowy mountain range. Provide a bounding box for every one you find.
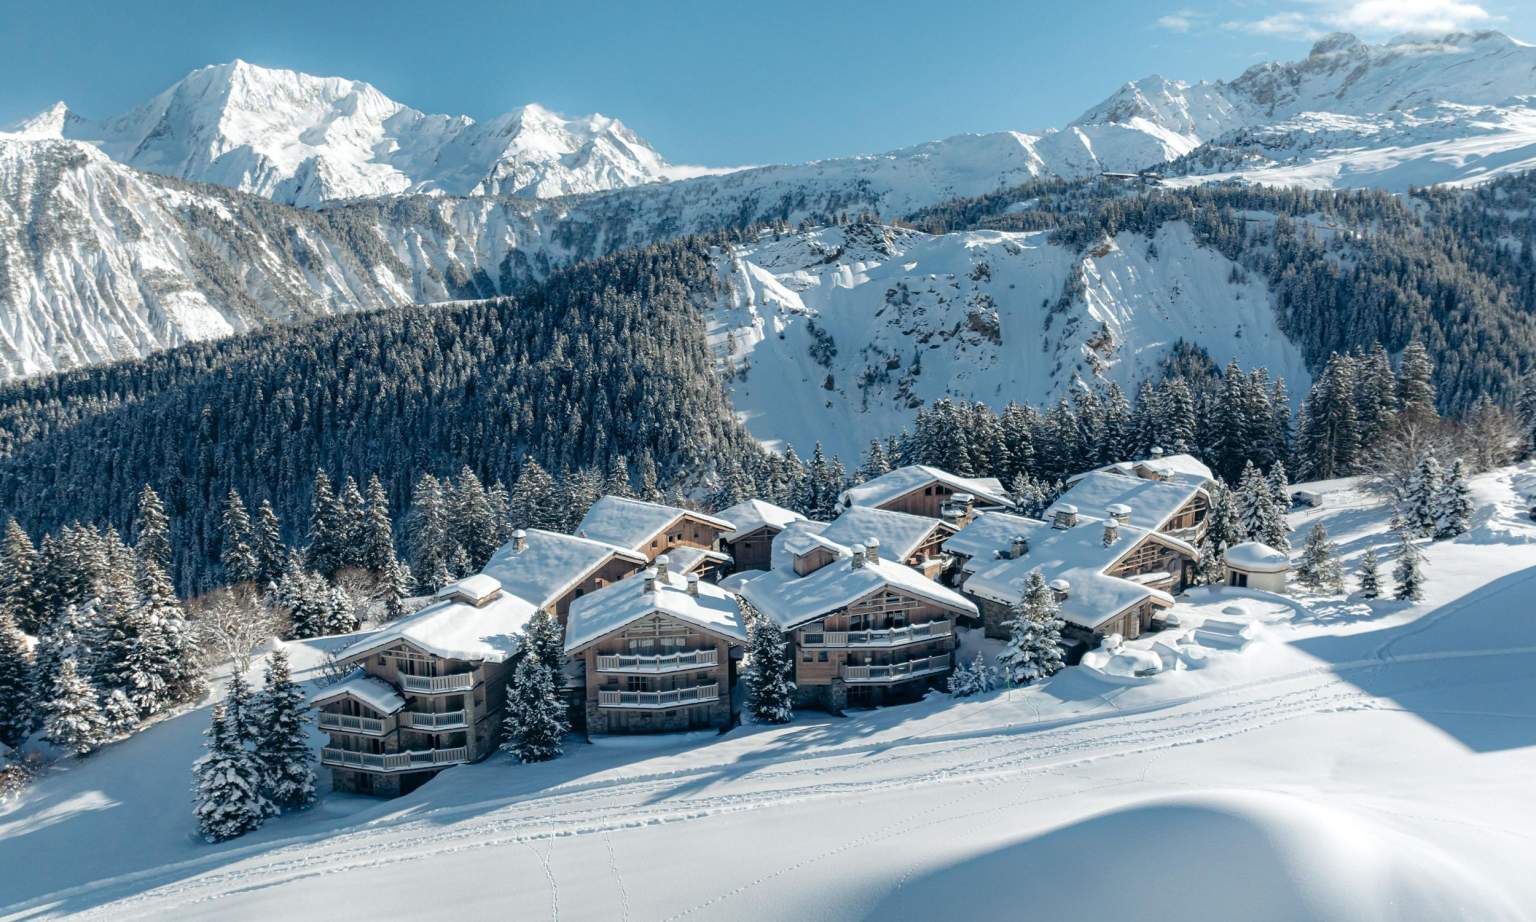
[2,60,725,206]
[3,31,1535,440]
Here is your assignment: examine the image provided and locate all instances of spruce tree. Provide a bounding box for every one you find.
[375,554,414,622]
[1266,462,1292,514]
[191,702,271,842]
[252,500,286,590]
[947,652,996,698]
[102,688,139,738]
[523,610,565,675]
[501,653,568,763]
[305,470,343,578]
[335,476,369,571]
[602,455,634,498]
[407,474,455,592]
[1237,462,1287,550]
[1396,340,1438,424]
[221,489,260,586]
[0,519,41,634]
[254,649,315,811]
[1432,459,1473,540]
[134,558,203,712]
[43,658,107,756]
[1392,519,1426,602]
[1357,546,1382,599]
[1295,523,1344,593]
[133,484,173,576]
[744,605,794,723]
[1405,454,1444,537]
[509,460,560,534]
[995,570,1066,685]
[360,475,397,574]
[0,613,34,748]
[859,439,891,481]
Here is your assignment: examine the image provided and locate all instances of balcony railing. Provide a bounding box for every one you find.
[595,649,719,673]
[317,712,389,735]
[598,683,719,709]
[320,746,470,773]
[807,620,952,648]
[399,672,475,694]
[841,654,952,684]
[402,709,468,730]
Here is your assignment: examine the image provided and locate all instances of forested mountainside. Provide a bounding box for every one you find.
[0,237,758,590]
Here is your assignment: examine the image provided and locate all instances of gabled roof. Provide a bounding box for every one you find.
[335,579,533,664]
[565,568,747,652]
[1046,470,1206,533]
[481,529,645,610]
[771,520,841,571]
[962,517,1185,631]
[839,465,1012,511]
[942,511,1049,567]
[575,495,734,551]
[817,505,952,563]
[310,674,406,715]
[1077,453,1215,489]
[717,498,807,542]
[663,545,733,574]
[740,552,978,632]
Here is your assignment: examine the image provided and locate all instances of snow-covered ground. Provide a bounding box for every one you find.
[5,464,1536,920]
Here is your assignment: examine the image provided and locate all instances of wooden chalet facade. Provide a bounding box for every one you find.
[717,498,807,573]
[576,496,737,579]
[838,465,1013,524]
[481,528,647,626]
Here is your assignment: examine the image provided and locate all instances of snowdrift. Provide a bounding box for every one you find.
[864,791,1520,921]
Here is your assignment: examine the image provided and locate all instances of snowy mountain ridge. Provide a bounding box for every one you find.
[2,60,723,206]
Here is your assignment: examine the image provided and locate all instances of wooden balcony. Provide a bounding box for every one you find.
[317,712,391,736]
[320,746,470,773]
[595,649,719,673]
[402,709,468,730]
[806,620,952,649]
[841,654,951,684]
[399,672,475,694]
[597,683,719,709]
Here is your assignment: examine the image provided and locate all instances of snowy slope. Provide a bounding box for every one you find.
[711,222,1309,457]
[3,464,1536,919]
[2,61,718,206]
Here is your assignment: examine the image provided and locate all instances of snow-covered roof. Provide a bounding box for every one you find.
[1047,470,1205,532]
[816,505,950,564]
[664,545,733,574]
[942,511,1047,566]
[335,586,534,664]
[310,674,406,715]
[772,520,841,568]
[575,495,734,551]
[1225,541,1290,573]
[436,573,504,606]
[718,569,765,592]
[565,567,747,652]
[839,465,1011,511]
[1080,452,1215,489]
[717,498,807,542]
[962,517,1180,631]
[741,552,977,631]
[481,529,645,610]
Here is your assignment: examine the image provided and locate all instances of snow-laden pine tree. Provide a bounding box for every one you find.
[133,484,173,576]
[137,557,203,711]
[744,605,794,723]
[102,688,139,737]
[43,658,107,756]
[1357,546,1382,599]
[1295,523,1344,593]
[859,439,891,482]
[0,613,34,748]
[1009,472,1049,518]
[254,648,315,811]
[1237,462,1287,550]
[1392,519,1426,602]
[509,459,561,535]
[1266,462,1292,514]
[407,474,456,592]
[191,703,271,842]
[602,454,634,499]
[947,652,996,698]
[995,570,1066,686]
[1404,454,1443,538]
[1396,340,1437,424]
[252,500,286,590]
[1433,459,1473,540]
[335,476,369,570]
[501,653,568,763]
[305,470,344,578]
[375,554,413,622]
[523,610,565,675]
[0,519,41,635]
[221,489,261,588]
[360,475,397,574]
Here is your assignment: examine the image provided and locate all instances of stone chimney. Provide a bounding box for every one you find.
[1107,504,1131,526]
[655,554,672,585]
[686,572,700,597]
[851,543,867,569]
[1150,446,1165,459]
[865,536,881,563]
[512,528,527,552]
[1103,518,1119,547]
[1053,503,1079,529]
[1009,535,1029,559]
[1048,578,1071,601]
[643,566,659,593]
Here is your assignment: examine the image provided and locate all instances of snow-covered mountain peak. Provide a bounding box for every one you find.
[3,101,86,140]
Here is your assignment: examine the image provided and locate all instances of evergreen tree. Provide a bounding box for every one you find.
[995,570,1066,685]
[191,702,271,842]
[360,475,397,574]
[305,470,344,578]
[947,652,996,698]
[602,455,634,499]
[1432,458,1473,540]
[1355,343,1399,447]
[134,558,203,712]
[1295,353,1360,480]
[1396,339,1438,423]
[1404,454,1444,537]
[1295,523,1344,593]
[500,653,568,763]
[1237,462,1287,551]
[858,439,891,482]
[220,489,260,586]
[1008,472,1049,518]
[523,610,565,675]
[1357,546,1382,599]
[253,649,315,811]
[744,605,794,723]
[43,658,107,756]
[0,613,33,748]
[335,476,369,570]
[798,443,846,521]
[509,459,561,534]
[133,484,172,576]
[1266,461,1292,514]
[102,688,139,738]
[375,554,414,622]
[1392,519,1426,602]
[406,474,456,592]
[33,602,92,705]
[0,519,41,634]
[252,501,286,590]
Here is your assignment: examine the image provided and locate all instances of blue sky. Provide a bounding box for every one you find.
[1,0,1531,166]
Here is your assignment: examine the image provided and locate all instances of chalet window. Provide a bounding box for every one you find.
[818,651,828,662]
[802,651,813,663]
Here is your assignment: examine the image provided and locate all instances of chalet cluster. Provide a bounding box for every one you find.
[313,451,1216,796]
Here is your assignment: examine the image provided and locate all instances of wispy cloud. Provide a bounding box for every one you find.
[1156,10,1199,32]
[1222,0,1496,40]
